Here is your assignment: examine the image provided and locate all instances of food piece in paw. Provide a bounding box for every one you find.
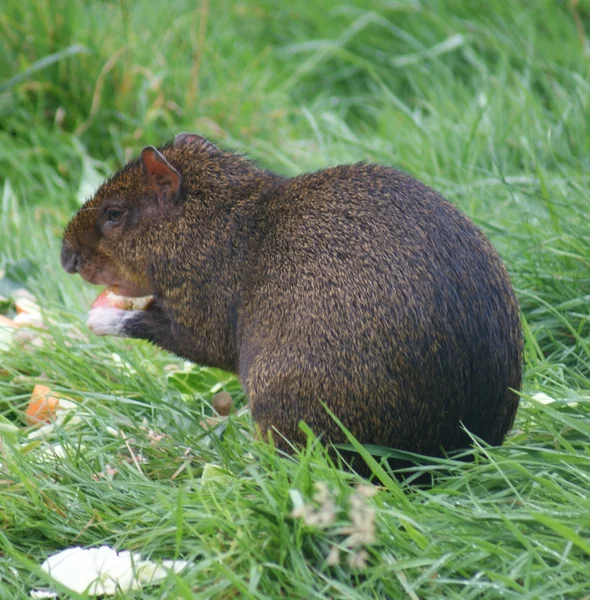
[92,289,153,311]
[91,289,112,309]
[112,292,154,311]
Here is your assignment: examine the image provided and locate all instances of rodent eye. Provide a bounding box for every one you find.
[106,209,124,223]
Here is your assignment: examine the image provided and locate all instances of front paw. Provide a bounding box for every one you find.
[87,307,137,337]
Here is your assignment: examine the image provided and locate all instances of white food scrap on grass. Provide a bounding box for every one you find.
[105,426,124,438]
[29,546,190,597]
[532,392,556,405]
[30,591,57,599]
[0,289,47,350]
[524,391,582,408]
[13,289,42,318]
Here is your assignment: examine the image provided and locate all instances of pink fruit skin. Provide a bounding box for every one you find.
[91,290,153,311]
[91,289,114,309]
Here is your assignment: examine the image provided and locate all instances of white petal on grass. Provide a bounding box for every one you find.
[30,591,57,599]
[30,546,190,597]
[55,399,77,412]
[532,392,556,405]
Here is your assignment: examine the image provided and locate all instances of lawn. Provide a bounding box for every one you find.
[1,0,589,598]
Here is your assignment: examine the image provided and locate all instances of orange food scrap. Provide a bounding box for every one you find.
[26,384,60,426]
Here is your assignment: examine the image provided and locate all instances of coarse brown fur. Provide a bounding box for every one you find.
[62,134,523,473]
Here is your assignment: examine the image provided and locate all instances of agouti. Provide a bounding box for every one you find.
[61,133,523,471]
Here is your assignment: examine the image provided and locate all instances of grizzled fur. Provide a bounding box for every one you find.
[62,134,523,470]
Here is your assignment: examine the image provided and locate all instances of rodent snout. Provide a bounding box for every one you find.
[60,240,82,274]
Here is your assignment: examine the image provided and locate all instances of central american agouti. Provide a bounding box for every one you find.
[61,133,523,470]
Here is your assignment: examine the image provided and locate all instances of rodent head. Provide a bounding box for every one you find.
[61,133,212,296]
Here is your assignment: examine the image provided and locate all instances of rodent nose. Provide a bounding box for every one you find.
[61,241,82,274]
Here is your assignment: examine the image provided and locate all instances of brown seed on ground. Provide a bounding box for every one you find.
[212,391,233,416]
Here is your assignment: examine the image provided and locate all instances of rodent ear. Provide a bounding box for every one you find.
[141,146,182,205]
[174,132,218,153]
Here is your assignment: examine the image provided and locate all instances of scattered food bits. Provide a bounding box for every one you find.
[13,312,44,329]
[14,297,41,316]
[212,391,233,416]
[0,286,45,354]
[12,289,43,327]
[25,385,75,427]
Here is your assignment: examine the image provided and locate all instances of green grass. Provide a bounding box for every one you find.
[1,0,589,597]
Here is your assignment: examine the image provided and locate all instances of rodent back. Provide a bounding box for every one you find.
[238,163,522,453]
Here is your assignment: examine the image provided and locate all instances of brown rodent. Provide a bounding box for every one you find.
[61,133,523,471]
